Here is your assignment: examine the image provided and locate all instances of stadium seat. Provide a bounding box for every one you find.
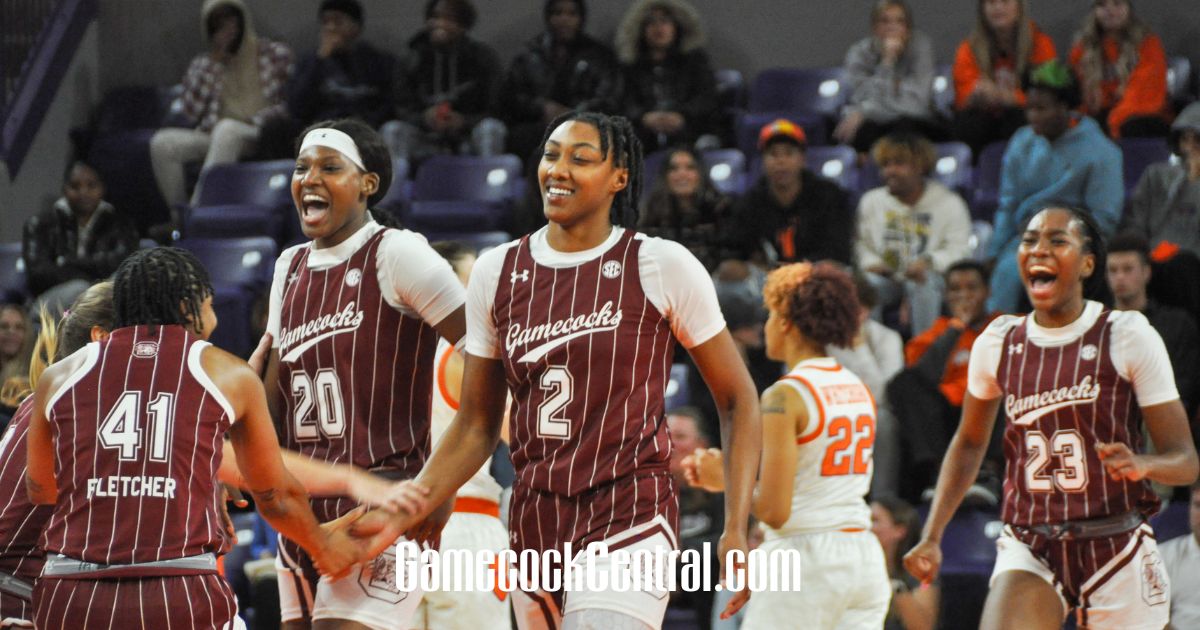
[1149,499,1190,543]
[1167,56,1193,104]
[422,230,512,254]
[971,140,1008,222]
[933,64,954,117]
[183,203,286,242]
[192,160,295,209]
[0,243,25,300]
[406,200,508,233]
[937,507,1001,575]
[970,221,993,261]
[748,67,846,121]
[88,127,169,234]
[411,154,523,204]
[177,237,277,357]
[1119,137,1171,196]
[375,157,411,216]
[735,111,827,158]
[665,363,691,412]
[804,145,858,191]
[715,68,746,111]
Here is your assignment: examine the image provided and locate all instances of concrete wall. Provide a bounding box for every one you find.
[5,0,1200,241]
[0,22,101,242]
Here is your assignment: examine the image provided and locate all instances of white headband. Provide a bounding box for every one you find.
[299,128,367,171]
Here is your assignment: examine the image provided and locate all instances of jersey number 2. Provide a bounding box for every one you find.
[537,366,572,439]
[292,369,347,440]
[99,392,175,462]
[820,414,875,476]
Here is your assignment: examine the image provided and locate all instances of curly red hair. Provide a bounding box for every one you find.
[763,262,860,348]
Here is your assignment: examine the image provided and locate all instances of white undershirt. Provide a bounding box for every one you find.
[465,226,726,359]
[266,221,465,346]
[966,300,1179,406]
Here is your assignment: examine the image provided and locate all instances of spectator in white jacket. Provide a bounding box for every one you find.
[856,132,972,334]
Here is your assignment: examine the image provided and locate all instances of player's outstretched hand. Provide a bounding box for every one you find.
[247,333,272,377]
[349,476,431,516]
[406,495,454,545]
[717,528,750,620]
[315,506,371,580]
[683,448,726,492]
[903,538,942,586]
[1096,441,1148,481]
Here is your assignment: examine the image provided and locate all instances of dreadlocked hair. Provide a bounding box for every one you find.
[763,261,860,348]
[1023,204,1111,307]
[113,247,214,334]
[539,111,643,227]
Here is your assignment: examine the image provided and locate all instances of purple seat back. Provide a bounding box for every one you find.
[176,237,277,291]
[749,67,847,119]
[194,160,295,209]
[0,243,25,299]
[412,154,523,203]
[1119,137,1171,195]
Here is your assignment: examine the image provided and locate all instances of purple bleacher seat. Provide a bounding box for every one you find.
[406,200,507,233]
[1119,137,1171,196]
[88,127,168,234]
[1149,499,1190,543]
[94,85,174,135]
[0,243,25,300]
[748,67,846,120]
[804,145,858,191]
[933,64,954,118]
[412,154,523,204]
[193,160,295,209]
[177,237,277,357]
[715,68,746,111]
[665,363,691,412]
[735,111,827,158]
[933,507,1001,575]
[183,204,286,242]
[1167,56,1193,103]
[970,221,993,261]
[422,230,512,254]
[971,140,1008,222]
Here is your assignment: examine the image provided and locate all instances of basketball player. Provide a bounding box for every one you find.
[904,206,1199,630]
[263,118,467,629]
[414,241,511,628]
[24,248,379,628]
[0,286,425,629]
[684,261,891,628]
[386,112,762,630]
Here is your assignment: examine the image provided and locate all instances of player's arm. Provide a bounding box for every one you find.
[212,350,374,578]
[1098,400,1198,486]
[24,361,67,505]
[752,383,803,529]
[217,442,427,515]
[433,306,466,349]
[905,391,999,584]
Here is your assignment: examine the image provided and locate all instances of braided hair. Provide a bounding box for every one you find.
[539,111,643,227]
[113,247,214,334]
[1022,204,1111,307]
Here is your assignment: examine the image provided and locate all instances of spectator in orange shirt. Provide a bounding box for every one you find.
[887,259,1002,501]
[951,0,1056,156]
[1069,0,1170,138]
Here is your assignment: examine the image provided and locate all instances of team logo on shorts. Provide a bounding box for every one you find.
[346,268,363,287]
[1141,551,1168,606]
[358,546,408,604]
[1081,344,1098,361]
[132,342,159,358]
[602,260,622,279]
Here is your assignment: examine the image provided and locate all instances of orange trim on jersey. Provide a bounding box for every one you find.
[436,345,459,411]
[839,527,865,533]
[781,374,826,444]
[454,497,500,518]
[804,360,843,372]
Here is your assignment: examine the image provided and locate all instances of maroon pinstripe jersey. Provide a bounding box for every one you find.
[0,398,51,582]
[997,310,1160,526]
[494,231,678,553]
[41,325,233,568]
[274,228,439,525]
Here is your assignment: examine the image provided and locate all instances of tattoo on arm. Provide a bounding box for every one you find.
[761,388,787,415]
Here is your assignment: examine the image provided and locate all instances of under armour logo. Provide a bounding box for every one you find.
[287,272,300,285]
[1009,343,1023,355]
[510,269,529,283]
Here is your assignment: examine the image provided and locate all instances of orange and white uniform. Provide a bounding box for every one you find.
[742,357,891,630]
[413,338,510,628]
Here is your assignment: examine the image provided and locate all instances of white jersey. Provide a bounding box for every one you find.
[769,357,874,539]
[430,338,503,503]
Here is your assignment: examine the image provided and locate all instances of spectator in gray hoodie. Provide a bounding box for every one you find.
[1125,101,1200,322]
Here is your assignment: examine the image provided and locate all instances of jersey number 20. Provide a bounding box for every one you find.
[292,369,347,440]
[820,414,875,476]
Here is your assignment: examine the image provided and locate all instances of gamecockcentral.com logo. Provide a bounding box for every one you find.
[392,541,801,593]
